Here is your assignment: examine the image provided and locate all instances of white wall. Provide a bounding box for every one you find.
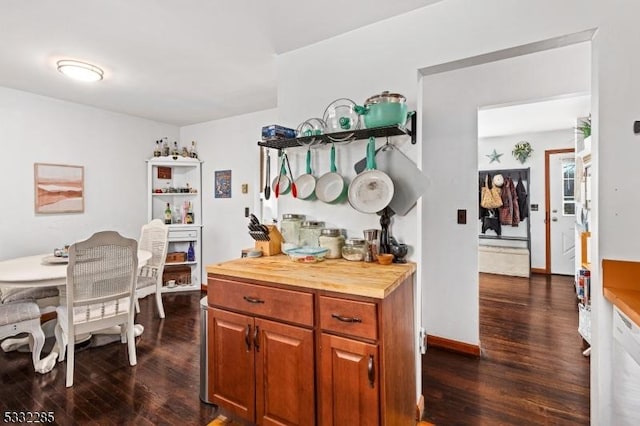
[479,128,577,269]
[422,43,590,345]
[276,0,598,406]
[592,2,640,424]
[180,108,277,267]
[0,87,178,260]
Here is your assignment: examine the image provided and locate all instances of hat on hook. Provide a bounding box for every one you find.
[492,174,504,187]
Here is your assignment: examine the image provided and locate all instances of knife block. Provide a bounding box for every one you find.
[255,225,282,256]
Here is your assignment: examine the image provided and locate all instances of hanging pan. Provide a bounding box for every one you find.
[316,144,347,203]
[294,147,316,200]
[348,137,394,213]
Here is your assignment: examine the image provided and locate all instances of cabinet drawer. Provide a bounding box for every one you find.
[169,229,198,240]
[208,278,313,327]
[319,296,377,341]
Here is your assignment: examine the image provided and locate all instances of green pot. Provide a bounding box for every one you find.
[355,91,412,128]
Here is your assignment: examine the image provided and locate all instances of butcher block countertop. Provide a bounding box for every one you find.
[603,259,640,327]
[206,255,416,299]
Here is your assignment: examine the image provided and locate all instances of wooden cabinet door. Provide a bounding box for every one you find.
[208,308,255,422]
[319,334,379,426]
[255,318,315,426]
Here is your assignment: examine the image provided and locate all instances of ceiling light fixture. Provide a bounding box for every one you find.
[56,60,104,82]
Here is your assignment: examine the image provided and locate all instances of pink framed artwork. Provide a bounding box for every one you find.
[34,163,85,214]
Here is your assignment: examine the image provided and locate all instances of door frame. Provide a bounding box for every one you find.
[543,148,575,274]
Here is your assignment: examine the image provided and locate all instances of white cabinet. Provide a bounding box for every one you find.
[146,156,203,291]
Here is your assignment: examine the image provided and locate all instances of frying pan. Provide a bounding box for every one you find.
[354,142,428,216]
[348,137,394,214]
[316,144,347,204]
[294,148,316,200]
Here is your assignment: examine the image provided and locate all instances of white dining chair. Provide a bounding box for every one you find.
[54,231,139,387]
[0,300,46,373]
[135,219,169,318]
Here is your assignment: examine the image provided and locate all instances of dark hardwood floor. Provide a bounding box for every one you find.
[0,292,218,426]
[2,273,590,425]
[423,273,590,425]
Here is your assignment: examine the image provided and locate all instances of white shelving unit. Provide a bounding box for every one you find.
[146,156,202,292]
[575,131,592,350]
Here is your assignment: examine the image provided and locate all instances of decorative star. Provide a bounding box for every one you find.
[486,149,503,163]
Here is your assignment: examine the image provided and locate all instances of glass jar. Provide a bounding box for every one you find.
[319,229,345,259]
[280,214,305,245]
[342,238,366,261]
[299,221,325,247]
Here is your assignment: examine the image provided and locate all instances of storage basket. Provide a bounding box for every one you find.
[162,265,192,285]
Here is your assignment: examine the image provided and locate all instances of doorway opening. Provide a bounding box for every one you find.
[477,96,589,276]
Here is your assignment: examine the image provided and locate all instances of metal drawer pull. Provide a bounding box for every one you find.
[367,355,375,388]
[245,324,252,351]
[254,325,260,352]
[243,296,265,304]
[331,313,362,323]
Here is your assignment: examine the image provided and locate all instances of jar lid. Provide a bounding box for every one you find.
[345,238,365,246]
[302,221,324,227]
[364,91,406,106]
[320,228,342,237]
[282,214,305,220]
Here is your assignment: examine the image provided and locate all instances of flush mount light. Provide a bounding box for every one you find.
[56,60,104,82]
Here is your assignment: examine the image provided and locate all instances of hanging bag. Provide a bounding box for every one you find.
[480,174,503,209]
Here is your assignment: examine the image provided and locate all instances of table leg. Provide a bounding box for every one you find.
[1,336,30,352]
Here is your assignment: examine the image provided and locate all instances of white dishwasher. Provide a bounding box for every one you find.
[612,306,640,426]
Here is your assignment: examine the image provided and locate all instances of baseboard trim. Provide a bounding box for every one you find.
[427,334,480,357]
[416,394,425,421]
[531,268,548,275]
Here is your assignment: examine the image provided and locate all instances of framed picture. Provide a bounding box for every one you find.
[34,163,84,214]
[157,166,172,179]
[215,170,232,198]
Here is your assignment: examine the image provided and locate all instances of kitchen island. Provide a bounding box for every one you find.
[206,255,417,425]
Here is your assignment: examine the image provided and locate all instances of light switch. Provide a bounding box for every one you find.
[241,184,248,194]
[457,209,467,224]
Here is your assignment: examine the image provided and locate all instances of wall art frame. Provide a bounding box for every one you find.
[214,169,232,198]
[34,163,85,214]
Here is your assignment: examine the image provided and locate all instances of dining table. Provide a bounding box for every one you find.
[0,250,152,373]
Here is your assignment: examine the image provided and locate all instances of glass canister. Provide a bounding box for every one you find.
[299,221,325,247]
[319,228,345,259]
[342,238,366,261]
[280,214,305,245]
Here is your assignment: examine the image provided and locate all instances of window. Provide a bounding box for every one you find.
[562,159,576,215]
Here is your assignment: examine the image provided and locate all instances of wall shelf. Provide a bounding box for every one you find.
[257,113,416,149]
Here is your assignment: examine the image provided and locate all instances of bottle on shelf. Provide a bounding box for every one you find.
[162,137,170,156]
[172,141,179,157]
[190,140,198,159]
[185,201,194,224]
[187,241,195,262]
[164,202,172,225]
[153,140,161,157]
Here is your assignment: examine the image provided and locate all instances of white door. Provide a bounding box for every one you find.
[550,152,576,275]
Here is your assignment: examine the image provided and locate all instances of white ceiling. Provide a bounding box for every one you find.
[0,0,440,126]
[478,94,591,139]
